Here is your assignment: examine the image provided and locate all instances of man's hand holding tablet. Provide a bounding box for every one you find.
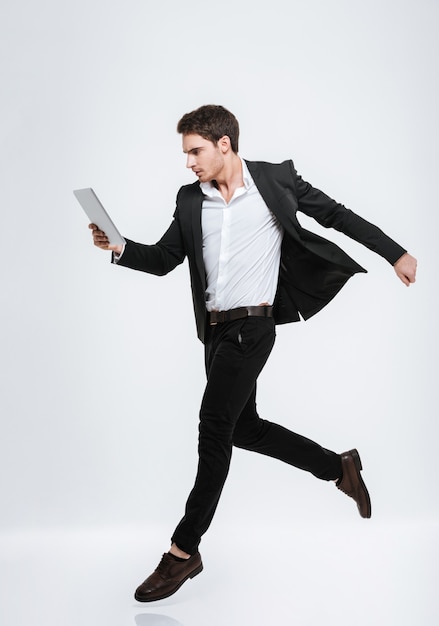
[88,223,123,254]
[73,187,125,255]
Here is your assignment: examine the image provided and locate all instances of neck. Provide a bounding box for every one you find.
[214,153,243,203]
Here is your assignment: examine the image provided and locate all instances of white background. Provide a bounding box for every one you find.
[1,1,438,624]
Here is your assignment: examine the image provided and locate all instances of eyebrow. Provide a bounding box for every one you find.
[183,146,203,154]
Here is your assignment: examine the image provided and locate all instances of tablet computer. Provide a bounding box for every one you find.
[73,187,126,246]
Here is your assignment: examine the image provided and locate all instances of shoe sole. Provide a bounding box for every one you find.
[350,448,372,518]
[134,563,204,603]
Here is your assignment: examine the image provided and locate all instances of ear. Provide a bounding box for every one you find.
[217,135,231,153]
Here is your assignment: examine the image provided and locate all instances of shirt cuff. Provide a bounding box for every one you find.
[112,244,125,263]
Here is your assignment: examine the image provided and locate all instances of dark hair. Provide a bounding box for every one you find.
[177,105,239,153]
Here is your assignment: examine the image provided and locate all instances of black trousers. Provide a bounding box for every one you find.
[171,317,342,555]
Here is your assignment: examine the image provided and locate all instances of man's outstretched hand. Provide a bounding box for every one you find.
[89,223,123,255]
[394,252,417,286]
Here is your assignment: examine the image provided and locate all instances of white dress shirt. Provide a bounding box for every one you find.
[200,158,283,312]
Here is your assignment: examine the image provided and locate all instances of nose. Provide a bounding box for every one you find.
[186,154,196,169]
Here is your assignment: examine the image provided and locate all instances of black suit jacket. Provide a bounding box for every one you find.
[115,160,406,342]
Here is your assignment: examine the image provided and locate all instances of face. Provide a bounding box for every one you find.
[182,134,227,183]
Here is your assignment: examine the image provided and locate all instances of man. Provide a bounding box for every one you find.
[89,104,417,602]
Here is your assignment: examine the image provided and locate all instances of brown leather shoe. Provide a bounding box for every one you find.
[134,552,203,602]
[336,449,371,518]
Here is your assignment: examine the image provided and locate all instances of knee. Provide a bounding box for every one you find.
[232,418,265,449]
[198,412,234,445]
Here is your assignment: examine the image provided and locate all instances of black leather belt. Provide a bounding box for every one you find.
[209,306,273,325]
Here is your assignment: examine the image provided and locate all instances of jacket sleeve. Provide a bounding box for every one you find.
[112,207,186,276]
[290,161,407,265]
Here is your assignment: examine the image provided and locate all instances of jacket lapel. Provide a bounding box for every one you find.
[188,184,205,286]
[245,160,301,236]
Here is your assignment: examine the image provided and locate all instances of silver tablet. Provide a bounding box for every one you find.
[73,187,126,246]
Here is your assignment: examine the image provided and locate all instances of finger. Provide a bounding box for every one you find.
[93,234,109,246]
[398,272,410,287]
[406,269,416,283]
[92,230,108,241]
